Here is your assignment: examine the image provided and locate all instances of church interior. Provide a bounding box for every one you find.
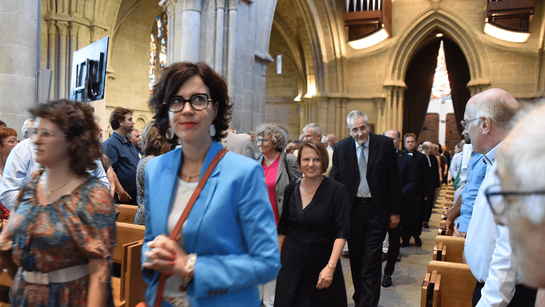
[1,1,543,306]
[2,0,544,147]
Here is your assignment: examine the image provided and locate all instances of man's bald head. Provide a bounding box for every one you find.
[422,141,433,155]
[385,129,401,149]
[464,88,519,154]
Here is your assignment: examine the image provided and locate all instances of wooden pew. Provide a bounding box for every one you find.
[434,236,465,263]
[121,240,147,307]
[117,204,138,224]
[424,261,476,307]
[113,222,146,307]
[421,271,441,307]
[0,222,146,307]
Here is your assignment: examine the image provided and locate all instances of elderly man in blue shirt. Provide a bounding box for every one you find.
[463,88,536,307]
[103,107,140,205]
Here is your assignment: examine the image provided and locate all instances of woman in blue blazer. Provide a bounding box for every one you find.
[141,62,281,307]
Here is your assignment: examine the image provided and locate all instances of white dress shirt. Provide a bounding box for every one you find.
[464,141,519,307]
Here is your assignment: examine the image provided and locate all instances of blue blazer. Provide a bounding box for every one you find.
[141,141,281,307]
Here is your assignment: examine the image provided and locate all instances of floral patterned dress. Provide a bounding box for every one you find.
[8,171,117,307]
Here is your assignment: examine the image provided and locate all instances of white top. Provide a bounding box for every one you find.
[464,141,519,307]
[449,152,462,180]
[163,178,198,303]
[457,144,473,188]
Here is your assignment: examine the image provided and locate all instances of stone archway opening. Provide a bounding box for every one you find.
[403,35,470,151]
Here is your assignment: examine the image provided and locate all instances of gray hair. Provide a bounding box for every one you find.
[255,123,287,152]
[127,128,139,139]
[346,110,369,128]
[303,123,323,138]
[321,136,328,145]
[22,119,35,139]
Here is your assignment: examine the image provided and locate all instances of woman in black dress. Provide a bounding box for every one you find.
[275,140,350,307]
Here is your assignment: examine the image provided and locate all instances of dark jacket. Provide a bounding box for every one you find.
[329,133,402,218]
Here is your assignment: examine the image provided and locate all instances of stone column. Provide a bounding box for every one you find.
[0,1,39,130]
[57,21,69,99]
[397,87,405,133]
[374,97,384,134]
[316,97,329,129]
[47,20,57,99]
[385,87,393,130]
[180,1,201,62]
[227,0,237,97]
[335,99,342,138]
[299,100,306,133]
[68,23,80,98]
[340,98,348,138]
[214,0,226,75]
[161,0,177,64]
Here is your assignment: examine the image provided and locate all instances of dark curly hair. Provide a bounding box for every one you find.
[148,62,232,143]
[28,99,101,177]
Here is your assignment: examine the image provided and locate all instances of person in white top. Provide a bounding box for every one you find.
[491,103,545,307]
[463,88,536,307]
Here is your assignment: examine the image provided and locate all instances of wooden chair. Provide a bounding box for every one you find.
[117,204,138,224]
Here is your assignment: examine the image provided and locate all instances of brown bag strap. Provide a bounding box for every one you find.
[153,148,228,307]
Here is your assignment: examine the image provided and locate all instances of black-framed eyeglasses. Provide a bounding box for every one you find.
[485,184,545,216]
[163,93,212,112]
[460,117,482,130]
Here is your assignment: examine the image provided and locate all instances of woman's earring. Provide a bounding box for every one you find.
[209,124,216,137]
[165,127,175,139]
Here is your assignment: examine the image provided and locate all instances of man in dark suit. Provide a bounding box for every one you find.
[422,141,441,228]
[401,133,427,246]
[330,111,402,307]
[381,129,416,288]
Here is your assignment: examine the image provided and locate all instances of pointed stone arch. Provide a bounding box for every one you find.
[385,7,490,90]
[377,6,491,134]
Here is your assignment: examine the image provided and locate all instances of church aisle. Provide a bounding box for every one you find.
[341,205,444,307]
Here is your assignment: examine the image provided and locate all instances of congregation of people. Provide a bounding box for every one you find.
[0,61,544,307]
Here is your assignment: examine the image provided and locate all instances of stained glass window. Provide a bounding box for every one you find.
[149,12,168,94]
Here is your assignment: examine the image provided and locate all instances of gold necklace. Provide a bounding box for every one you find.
[182,172,201,183]
[46,174,73,196]
[301,178,320,198]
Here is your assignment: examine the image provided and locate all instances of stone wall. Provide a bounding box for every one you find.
[105,0,162,134]
[266,0,545,137]
[0,1,39,133]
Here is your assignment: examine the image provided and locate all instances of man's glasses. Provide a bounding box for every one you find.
[27,128,67,141]
[460,117,482,130]
[163,93,212,112]
[485,184,545,217]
